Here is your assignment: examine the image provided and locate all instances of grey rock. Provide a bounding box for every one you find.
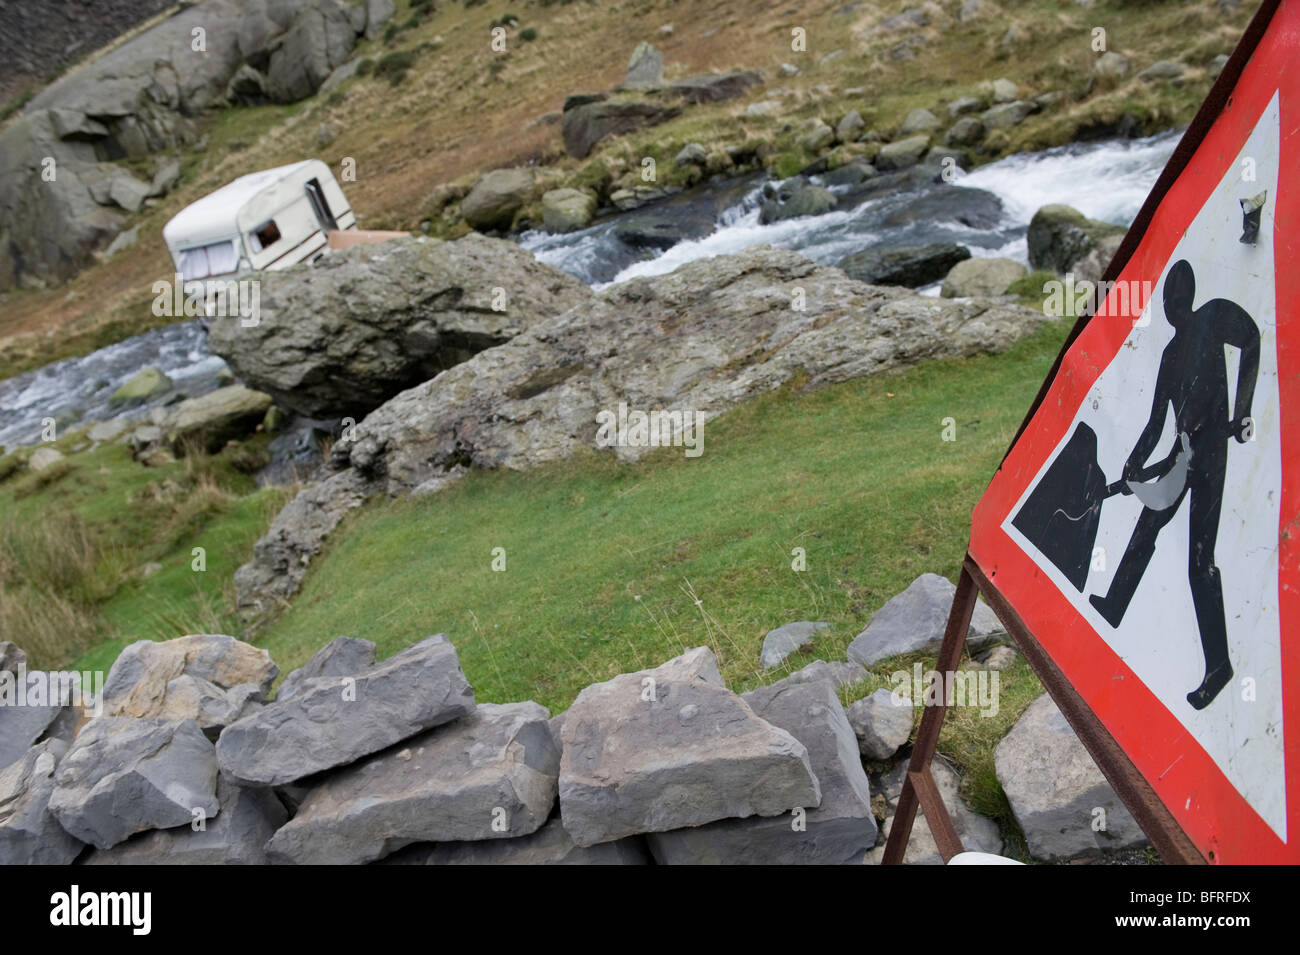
[977,646,1019,670]
[1027,203,1125,273]
[206,234,592,419]
[838,243,970,288]
[836,109,866,142]
[541,188,597,234]
[50,109,108,141]
[216,635,475,787]
[996,694,1147,860]
[1035,90,1065,109]
[769,659,868,691]
[674,142,708,167]
[149,159,181,198]
[160,385,273,452]
[1209,53,1230,74]
[1093,51,1130,81]
[239,247,1048,616]
[847,688,913,759]
[864,757,1002,864]
[847,573,1006,667]
[625,42,664,90]
[320,57,361,94]
[990,78,1019,103]
[27,447,64,472]
[761,621,831,669]
[82,776,286,864]
[462,168,535,231]
[559,647,820,846]
[899,108,940,136]
[276,635,377,703]
[648,680,877,864]
[0,676,67,771]
[759,176,836,223]
[365,0,396,39]
[944,116,984,146]
[1070,232,1124,287]
[981,100,1035,130]
[0,642,26,675]
[562,99,681,159]
[108,171,151,213]
[667,70,763,104]
[796,119,835,153]
[880,7,929,30]
[266,0,359,103]
[316,121,340,149]
[226,63,269,105]
[947,96,986,118]
[1139,60,1185,83]
[874,134,931,171]
[101,226,139,258]
[48,718,219,850]
[266,701,558,864]
[383,814,651,864]
[941,257,1027,298]
[0,739,84,865]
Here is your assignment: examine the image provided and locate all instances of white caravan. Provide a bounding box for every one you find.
[162,159,358,281]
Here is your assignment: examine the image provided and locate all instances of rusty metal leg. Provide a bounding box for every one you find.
[881,563,978,864]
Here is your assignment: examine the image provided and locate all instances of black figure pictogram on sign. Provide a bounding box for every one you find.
[1013,260,1260,711]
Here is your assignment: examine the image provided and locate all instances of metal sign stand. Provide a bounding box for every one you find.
[881,554,1206,865]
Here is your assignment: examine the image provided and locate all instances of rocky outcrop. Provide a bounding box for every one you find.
[558,648,820,846]
[266,701,559,864]
[265,0,360,103]
[624,42,664,90]
[847,573,1005,666]
[161,385,273,452]
[206,234,593,419]
[664,70,764,104]
[941,257,1027,298]
[995,694,1146,860]
[216,635,475,787]
[235,246,1049,616]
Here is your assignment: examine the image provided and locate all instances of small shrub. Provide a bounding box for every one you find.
[356,57,374,76]
[375,50,417,86]
[520,27,538,41]
[383,23,400,44]
[0,453,21,484]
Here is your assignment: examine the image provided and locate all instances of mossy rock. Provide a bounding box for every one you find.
[108,367,172,410]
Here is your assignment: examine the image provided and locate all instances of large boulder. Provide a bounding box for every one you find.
[995,694,1147,860]
[82,777,287,865]
[382,814,651,865]
[558,648,820,846]
[108,367,172,410]
[847,573,1005,667]
[0,740,85,865]
[236,247,1050,616]
[1027,204,1126,273]
[941,257,1027,298]
[205,234,593,420]
[461,168,536,232]
[542,188,597,234]
[266,701,559,864]
[48,718,220,850]
[838,243,971,288]
[646,679,878,864]
[161,385,273,452]
[562,98,681,158]
[875,135,932,171]
[265,0,360,103]
[215,635,475,787]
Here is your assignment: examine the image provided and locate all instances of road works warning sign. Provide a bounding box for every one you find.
[970,0,1298,863]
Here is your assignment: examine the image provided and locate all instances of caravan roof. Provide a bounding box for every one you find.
[162,159,327,251]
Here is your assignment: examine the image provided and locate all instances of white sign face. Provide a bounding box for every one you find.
[1004,93,1285,837]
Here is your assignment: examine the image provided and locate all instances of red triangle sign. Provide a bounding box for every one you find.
[971,0,1299,863]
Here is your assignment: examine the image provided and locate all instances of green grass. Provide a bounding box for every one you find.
[257,320,1069,711]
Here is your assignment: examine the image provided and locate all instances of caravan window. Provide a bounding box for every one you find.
[250,219,281,252]
[177,240,239,280]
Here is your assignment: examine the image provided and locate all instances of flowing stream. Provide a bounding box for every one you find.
[0,131,1182,452]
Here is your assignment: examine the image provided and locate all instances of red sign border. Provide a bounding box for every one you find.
[970,0,1298,864]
